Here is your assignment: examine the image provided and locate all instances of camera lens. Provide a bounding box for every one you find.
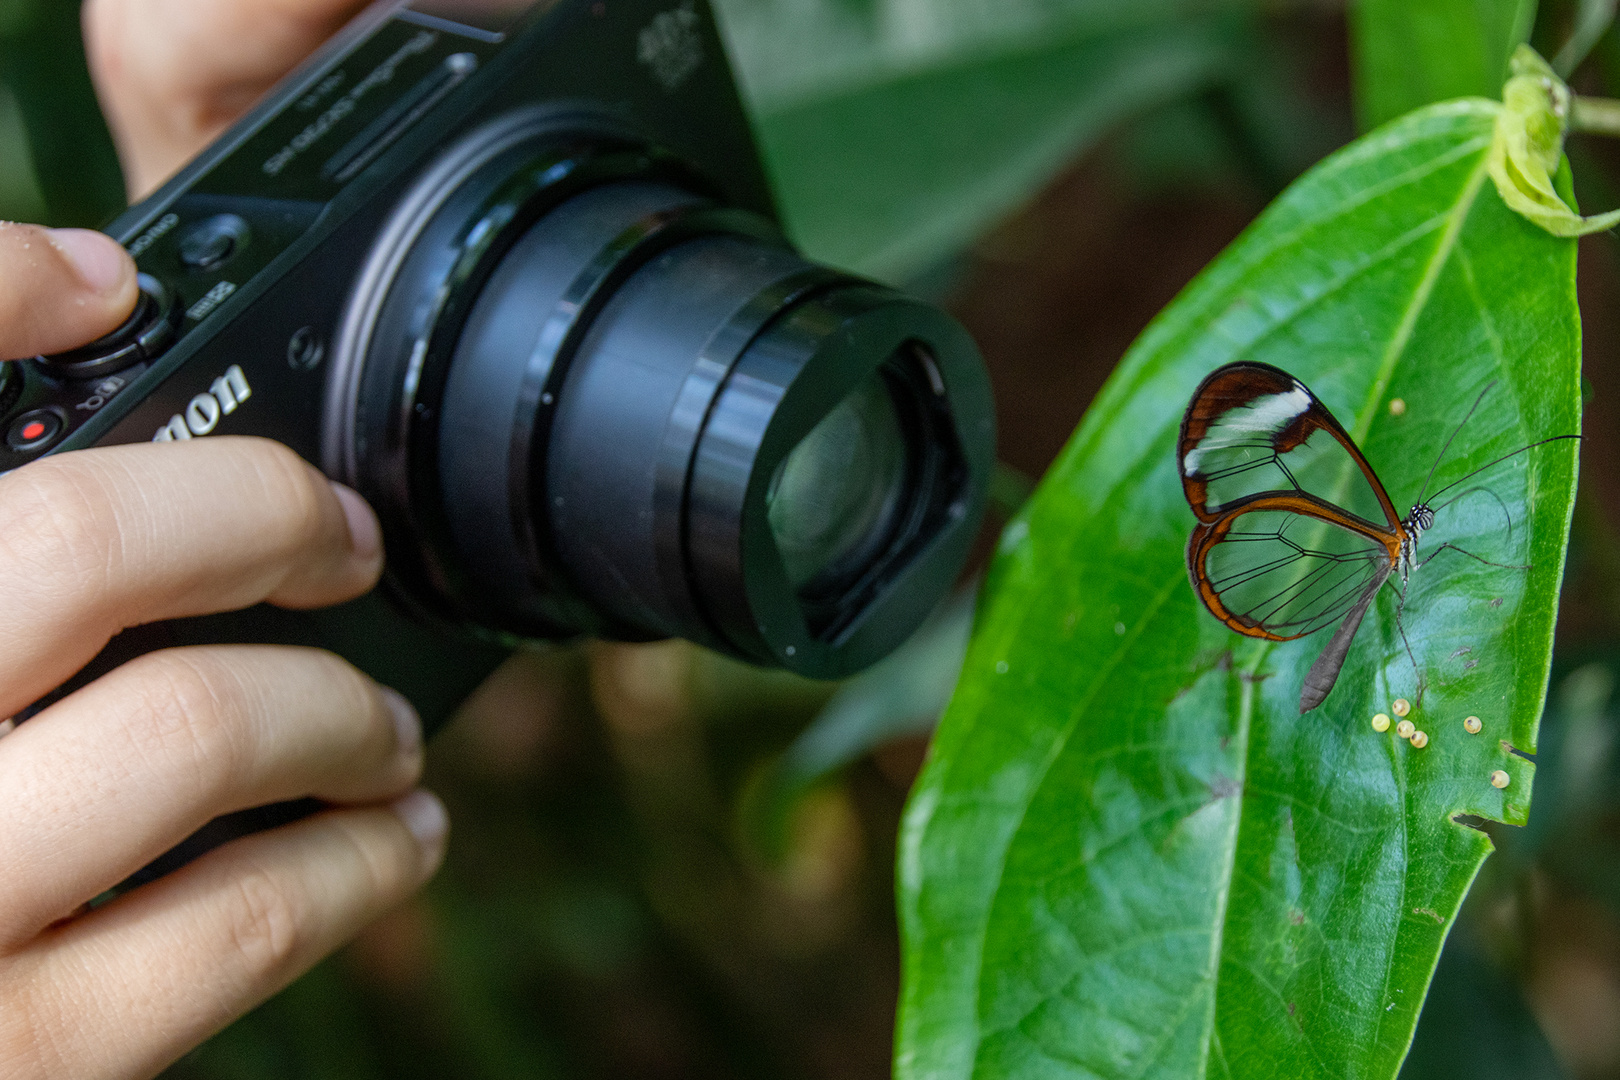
[330,111,993,678]
[767,369,909,594]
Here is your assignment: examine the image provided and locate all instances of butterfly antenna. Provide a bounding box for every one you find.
[1419,381,1496,503]
[1427,434,1584,503]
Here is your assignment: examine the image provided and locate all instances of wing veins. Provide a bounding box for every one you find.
[1207,509,1389,637]
[1244,556,1368,630]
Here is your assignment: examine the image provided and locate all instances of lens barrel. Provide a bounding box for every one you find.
[329,110,992,678]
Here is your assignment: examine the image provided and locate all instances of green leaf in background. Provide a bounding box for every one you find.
[897,100,1580,1080]
[0,83,46,222]
[714,0,1248,279]
[1351,0,1535,132]
[0,0,124,225]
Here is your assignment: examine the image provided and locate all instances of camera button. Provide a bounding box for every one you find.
[39,274,180,379]
[178,215,250,272]
[7,409,63,452]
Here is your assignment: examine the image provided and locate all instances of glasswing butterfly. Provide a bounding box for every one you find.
[1177,361,1573,714]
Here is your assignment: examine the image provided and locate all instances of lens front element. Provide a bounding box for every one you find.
[767,370,909,596]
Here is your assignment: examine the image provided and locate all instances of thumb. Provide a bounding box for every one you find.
[0,223,138,361]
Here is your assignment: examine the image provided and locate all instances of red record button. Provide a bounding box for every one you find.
[6,409,62,451]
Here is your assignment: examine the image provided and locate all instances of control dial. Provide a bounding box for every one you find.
[39,273,181,379]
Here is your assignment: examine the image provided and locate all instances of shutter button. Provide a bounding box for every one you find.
[38,273,180,379]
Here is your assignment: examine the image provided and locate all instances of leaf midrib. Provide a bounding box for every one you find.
[1198,671,1256,1078]
[1219,155,1492,1078]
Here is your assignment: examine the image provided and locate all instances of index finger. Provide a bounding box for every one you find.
[0,437,382,718]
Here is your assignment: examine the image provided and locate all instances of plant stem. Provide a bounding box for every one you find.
[1572,95,1620,137]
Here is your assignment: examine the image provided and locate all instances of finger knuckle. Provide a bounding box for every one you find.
[240,440,331,552]
[0,461,118,603]
[337,662,394,750]
[225,865,308,982]
[306,648,390,745]
[315,656,410,784]
[116,650,251,796]
[332,813,416,898]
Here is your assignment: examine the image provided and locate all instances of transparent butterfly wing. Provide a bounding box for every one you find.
[1179,362,1401,532]
[1189,501,1394,641]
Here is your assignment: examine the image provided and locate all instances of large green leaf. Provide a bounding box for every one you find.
[715,0,1225,117]
[714,0,1246,278]
[1351,0,1535,131]
[897,100,1580,1080]
[0,84,46,222]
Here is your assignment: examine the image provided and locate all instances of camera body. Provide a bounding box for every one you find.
[3,0,994,732]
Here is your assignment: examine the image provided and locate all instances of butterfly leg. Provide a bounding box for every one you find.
[1417,542,1529,573]
[1393,582,1426,709]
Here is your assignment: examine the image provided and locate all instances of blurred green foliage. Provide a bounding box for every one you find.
[1350,0,1534,131]
[0,0,122,224]
[721,0,1346,279]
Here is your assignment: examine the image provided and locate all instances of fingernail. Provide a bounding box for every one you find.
[46,228,131,295]
[392,789,449,852]
[382,686,422,758]
[330,482,382,561]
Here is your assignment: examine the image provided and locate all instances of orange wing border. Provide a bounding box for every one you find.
[1186,493,1403,641]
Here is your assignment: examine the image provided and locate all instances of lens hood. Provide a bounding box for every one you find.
[328,107,992,677]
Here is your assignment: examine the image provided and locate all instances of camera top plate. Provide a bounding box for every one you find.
[0,0,772,470]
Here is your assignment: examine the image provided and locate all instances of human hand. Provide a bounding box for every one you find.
[82,0,372,198]
[0,225,448,1078]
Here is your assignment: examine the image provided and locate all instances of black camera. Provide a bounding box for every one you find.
[4,0,994,731]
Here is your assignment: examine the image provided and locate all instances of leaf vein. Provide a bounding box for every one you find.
[969,573,1187,1041]
[1198,670,1253,1079]
[1351,158,1491,443]
[1218,954,1337,1077]
[1237,785,1386,837]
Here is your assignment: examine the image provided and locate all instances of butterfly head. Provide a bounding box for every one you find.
[1407,503,1435,536]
